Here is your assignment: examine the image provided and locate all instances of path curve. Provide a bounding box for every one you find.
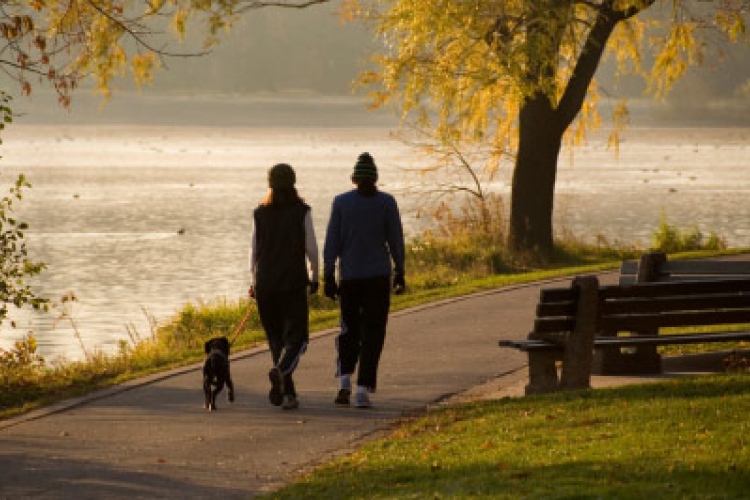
[1,272,620,499]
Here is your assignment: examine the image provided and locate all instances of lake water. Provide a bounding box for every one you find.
[2,95,750,360]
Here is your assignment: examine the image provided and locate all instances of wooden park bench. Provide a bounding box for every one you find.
[607,252,750,374]
[499,272,750,395]
[619,252,750,285]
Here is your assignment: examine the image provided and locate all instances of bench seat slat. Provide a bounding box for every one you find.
[499,330,750,352]
[498,339,563,352]
[593,331,750,347]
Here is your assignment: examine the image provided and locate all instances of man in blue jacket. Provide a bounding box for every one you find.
[323,152,406,408]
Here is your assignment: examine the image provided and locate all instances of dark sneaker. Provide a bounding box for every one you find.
[354,391,371,409]
[334,388,351,406]
[268,368,283,406]
[282,394,299,410]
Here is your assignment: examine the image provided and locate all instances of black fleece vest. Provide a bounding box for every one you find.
[253,202,310,292]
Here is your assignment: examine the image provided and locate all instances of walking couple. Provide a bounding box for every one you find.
[248,152,406,410]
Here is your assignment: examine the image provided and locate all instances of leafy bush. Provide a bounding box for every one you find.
[0,334,45,384]
[651,213,726,253]
[0,92,47,326]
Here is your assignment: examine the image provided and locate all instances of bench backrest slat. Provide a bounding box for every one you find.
[664,260,750,276]
[599,309,750,331]
[539,287,577,302]
[536,301,577,317]
[619,260,639,274]
[619,256,750,285]
[601,293,750,315]
[534,317,575,334]
[601,279,750,332]
[601,278,750,299]
[532,276,750,336]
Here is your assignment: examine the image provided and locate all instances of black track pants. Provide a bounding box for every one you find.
[336,276,391,392]
[256,287,309,382]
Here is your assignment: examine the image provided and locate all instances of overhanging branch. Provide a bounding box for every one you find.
[556,0,656,127]
[234,0,329,13]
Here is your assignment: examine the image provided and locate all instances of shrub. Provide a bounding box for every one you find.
[0,92,48,327]
[651,213,726,253]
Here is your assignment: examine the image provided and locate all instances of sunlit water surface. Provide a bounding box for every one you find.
[2,98,750,360]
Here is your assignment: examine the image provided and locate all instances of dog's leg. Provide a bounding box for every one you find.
[210,381,224,411]
[203,378,212,410]
[226,369,235,403]
[209,387,217,411]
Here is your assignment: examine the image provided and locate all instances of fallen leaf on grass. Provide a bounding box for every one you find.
[510,471,530,480]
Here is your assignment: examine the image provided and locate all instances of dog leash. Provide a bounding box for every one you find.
[229,300,256,346]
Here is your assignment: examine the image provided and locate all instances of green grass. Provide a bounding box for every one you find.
[0,229,746,420]
[0,259,620,419]
[263,373,750,499]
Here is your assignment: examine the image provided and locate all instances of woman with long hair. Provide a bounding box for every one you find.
[249,163,319,410]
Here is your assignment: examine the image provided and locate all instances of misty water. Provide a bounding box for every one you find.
[2,95,750,361]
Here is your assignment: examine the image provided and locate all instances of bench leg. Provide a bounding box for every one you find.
[525,351,560,395]
[592,345,662,375]
[592,327,662,376]
[559,275,598,391]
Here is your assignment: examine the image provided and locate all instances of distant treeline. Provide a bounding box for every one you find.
[152,3,370,95]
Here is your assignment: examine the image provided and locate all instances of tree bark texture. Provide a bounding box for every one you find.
[508,4,626,256]
[508,95,563,256]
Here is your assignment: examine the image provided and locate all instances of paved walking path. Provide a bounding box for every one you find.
[0,271,718,499]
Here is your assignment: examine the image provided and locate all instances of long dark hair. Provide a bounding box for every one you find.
[262,187,304,207]
[354,178,378,197]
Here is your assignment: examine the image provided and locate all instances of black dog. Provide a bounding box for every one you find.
[203,337,235,411]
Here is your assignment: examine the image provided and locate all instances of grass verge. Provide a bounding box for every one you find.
[0,243,747,420]
[263,373,750,499]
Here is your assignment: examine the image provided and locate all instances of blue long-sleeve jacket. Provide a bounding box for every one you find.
[323,189,405,281]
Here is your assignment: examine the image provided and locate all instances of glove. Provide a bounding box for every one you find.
[393,272,406,295]
[309,281,319,296]
[324,275,338,300]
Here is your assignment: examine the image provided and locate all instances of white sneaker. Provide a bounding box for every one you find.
[282,394,299,410]
[354,390,371,409]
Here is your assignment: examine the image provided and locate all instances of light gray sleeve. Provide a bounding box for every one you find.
[386,196,406,275]
[305,209,320,283]
[249,225,258,286]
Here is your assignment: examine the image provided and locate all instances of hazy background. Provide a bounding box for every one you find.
[7,0,750,126]
[2,2,750,360]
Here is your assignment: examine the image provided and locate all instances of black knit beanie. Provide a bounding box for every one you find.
[352,152,378,180]
[268,163,296,189]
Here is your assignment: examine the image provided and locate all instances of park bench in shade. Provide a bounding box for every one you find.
[499,256,750,394]
[618,252,750,285]
[602,252,750,374]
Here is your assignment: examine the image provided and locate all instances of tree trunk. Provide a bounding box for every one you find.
[508,93,564,257]
[507,3,629,257]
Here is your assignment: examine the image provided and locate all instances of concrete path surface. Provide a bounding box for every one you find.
[0,271,698,499]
